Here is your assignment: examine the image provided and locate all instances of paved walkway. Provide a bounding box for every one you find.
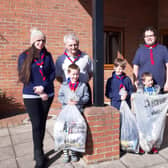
[1,117,168,168]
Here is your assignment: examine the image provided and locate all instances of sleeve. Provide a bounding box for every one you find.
[42,54,55,88]
[126,77,134,99]
[132,48,141,65]
[87,56,93,75]
[78,84,89,105]
[163,46,168,63]
[58,85,67,105]
[55,56,63,78]
[105,78,112,98]
[18,53,25,73]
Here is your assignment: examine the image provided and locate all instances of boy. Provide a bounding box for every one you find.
[105,58,133,110]
[58,64,89,163]
[140,72,160,154]
[141,72,160,95]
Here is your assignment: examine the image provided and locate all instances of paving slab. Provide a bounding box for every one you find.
[0,135,12,147]
[148,163,168,168]
[11,131,32,145]
[17,154,35,168]
[159,147,168,160]
[14,141,33,158]
[9,124,32,135]
[0,158,17,168]
[121,153,167,168]
[0,146,15,161]
[0,128,9,137]
[72,159,126,168]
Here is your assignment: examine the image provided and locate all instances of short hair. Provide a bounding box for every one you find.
[143,26,158,38]
[141,72,153,82]
[114,58,126,69]
[64,32,79,44]
[68,64,80,73]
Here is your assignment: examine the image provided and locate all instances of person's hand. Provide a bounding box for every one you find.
[134,80,139,89]
[39,93,48,101]
[33,86,44,94]
[68,100,78,105]
[164,82,168,92]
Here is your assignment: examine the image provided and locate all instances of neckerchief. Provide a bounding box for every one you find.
[64,50,81,63]
[34,52,46,81]
[114,73,126,89]
[67,78,79,91]
[144,43,158,65]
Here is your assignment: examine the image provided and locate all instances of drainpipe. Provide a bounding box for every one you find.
[92,0,104,106]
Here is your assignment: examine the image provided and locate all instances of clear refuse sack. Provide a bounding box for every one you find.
[132,93,168,152]
[53,105,87,153]
[120,100,139,153]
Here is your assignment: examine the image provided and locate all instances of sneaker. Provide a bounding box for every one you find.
[63,155,70,163]
[151,147,159,154]
[71,155,78,162]
[139,148,145,154]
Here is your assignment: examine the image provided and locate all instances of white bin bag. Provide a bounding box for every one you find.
[53,105,87,152]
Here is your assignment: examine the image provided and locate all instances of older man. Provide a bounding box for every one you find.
[55,32,93,104]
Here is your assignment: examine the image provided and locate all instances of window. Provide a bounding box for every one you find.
[159,29,168,48]
[104,27,124,70]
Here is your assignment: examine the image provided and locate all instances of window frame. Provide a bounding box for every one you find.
[104,26,125,70]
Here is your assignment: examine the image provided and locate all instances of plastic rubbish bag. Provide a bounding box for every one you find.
[132,93,168,152]
[120,101,139,153]
[53,105,87,152]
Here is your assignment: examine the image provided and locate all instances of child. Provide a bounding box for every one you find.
[58,64,89,163]
[105,58,133,110]
[141,72,160,95]
[139,72,160,154]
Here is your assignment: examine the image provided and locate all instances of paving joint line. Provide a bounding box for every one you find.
[7,126,20,168]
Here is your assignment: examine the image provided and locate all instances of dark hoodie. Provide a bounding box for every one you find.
[105,72,133,110]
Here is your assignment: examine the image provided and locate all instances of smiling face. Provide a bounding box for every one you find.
[114,66,124,76]
[68,69,80,83]
[65,39,79,56]
[144,30,156,46]
[143,76,154,88]
[34,39,46,50]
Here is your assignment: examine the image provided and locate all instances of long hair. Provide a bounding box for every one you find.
[18,45,46,84]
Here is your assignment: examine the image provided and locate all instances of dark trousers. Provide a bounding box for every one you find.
[24,97,54,151]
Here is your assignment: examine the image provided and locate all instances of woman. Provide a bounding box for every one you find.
[18,28,55,168]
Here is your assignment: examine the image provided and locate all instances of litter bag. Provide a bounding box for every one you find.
[120,101,139,153]
[53,105,87,152]
[132,93,168,152]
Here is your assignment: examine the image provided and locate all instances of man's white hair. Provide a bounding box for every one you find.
[63,32,79,44]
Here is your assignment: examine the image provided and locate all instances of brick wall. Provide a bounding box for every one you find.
[83,106,120,163]
[0,0,92,114]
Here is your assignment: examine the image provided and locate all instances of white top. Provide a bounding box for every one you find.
[55,52,93,83]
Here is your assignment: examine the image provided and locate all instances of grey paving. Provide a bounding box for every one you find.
[1,117,168,168]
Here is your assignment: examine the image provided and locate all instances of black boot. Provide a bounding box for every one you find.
[34,149,45,168]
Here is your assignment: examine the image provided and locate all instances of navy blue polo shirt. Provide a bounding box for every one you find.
[132,44,168,88]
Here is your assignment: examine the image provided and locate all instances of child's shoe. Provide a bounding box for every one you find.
[63,149,70,163]
[71,151,78,162]
[151,147,158,154]
[139,147,145,154]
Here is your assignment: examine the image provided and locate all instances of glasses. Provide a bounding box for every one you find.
[144,35,155,38]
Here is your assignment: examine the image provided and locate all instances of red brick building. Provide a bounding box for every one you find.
[2,0,168,114]
[1,0,168,163]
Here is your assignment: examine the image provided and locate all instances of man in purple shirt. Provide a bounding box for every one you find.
[132,26,168,92]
